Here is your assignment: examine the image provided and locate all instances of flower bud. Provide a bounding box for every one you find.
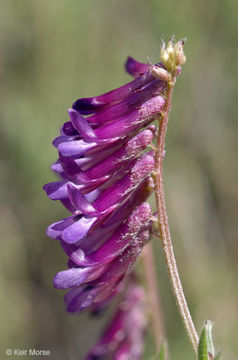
[160,38,186,73]
[166,40,175,60]
[174,39,187,65]
[150,64,172,82]
[160,42,169,64]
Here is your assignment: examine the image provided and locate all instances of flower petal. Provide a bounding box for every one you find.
[68,109,96,140]
[67,182,96,214]
[53,264,108,289]
[61,216,97,244]
[86,81,165,126]
[125,56,149,77]
[70,203,151,267]
[58,139,97,157]
[72,69,157,114]
[43,180,68,200]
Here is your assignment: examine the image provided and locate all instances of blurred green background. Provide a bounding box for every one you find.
[0,0,237,359]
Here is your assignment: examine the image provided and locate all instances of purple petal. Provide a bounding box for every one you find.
[73,98,105,115]
[114,342,131,360]
[73,176,153,254]
[67,183,96,214]
[53,264,107,289]
[77,221,120,254]
[85,188,101,203]
[86,80,165,126]
[70,203,151,266]
[65,276,121,313]
[53,135,76,148]
[61,215,97,244]
[72,70,156,115]
[60,239,77,257]
[61,121,78,136]
[93,111,138,140]
[47,216,75,240]
[59,155,82,177]
[92,96,164,141]
[66,286,97,313]
[98,230,150,283]
[68,109,96,141]
[75,128,155,182]
[50,161,64,176]
[125,56,149,77]
[93,152,155,214]
[84,283,147,359]
[103,176,154,227]
[58,139,97,157]
[43,180,68,200]
[61,198,76,213]
[54,268,90,289]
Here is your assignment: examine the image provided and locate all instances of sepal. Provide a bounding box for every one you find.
[198,320,221,360]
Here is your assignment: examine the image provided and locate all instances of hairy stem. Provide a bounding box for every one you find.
[154,79,199,353]
[142,242,166,355]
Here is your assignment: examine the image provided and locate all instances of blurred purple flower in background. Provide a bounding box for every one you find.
[84,282,147,360]
[43,56,166,312]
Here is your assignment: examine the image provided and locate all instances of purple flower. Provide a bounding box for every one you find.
[57,203,152,313]
[44,56,166,312]
[84,282,147,360]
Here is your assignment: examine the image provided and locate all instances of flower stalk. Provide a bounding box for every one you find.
[153,39,199,353]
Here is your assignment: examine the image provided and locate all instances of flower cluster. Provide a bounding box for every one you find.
[44,56,167,312]
[84,282,147,360]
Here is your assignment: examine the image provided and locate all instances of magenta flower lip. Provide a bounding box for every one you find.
[44,55,166,312]
[125,56,149,77]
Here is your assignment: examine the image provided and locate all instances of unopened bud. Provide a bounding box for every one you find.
[160,38,186,74]
[160,42,169,64]
[166,40,174,60]
[174,40,186,65]
[149,65,172,82]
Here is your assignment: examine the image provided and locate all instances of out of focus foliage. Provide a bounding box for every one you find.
[0,1,237,359]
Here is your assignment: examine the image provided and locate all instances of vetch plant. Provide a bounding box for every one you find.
[44,38,221,359]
